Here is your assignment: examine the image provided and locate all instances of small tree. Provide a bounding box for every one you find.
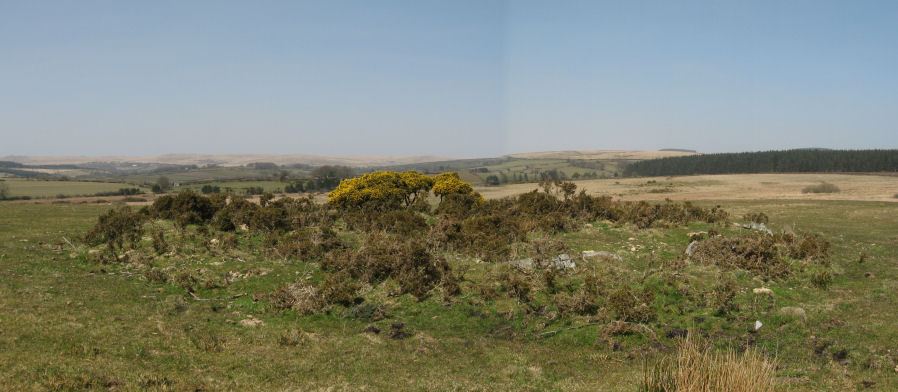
[156,176,172,193]
[0,181,8,200]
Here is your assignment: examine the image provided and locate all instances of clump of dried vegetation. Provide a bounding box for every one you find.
[802,182,841,194]
[641,335,777,392]
[687,231,830,279]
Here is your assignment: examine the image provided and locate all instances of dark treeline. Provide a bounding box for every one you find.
[624,149,898,177]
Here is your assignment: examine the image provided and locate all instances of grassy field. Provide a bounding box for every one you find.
[0,178,145,198]
[117,166,308,185]
[178,180,288,194]
[1,193,896,390]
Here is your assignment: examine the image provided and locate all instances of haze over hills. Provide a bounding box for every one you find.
[1,150,698,168]
[0,153,452,168]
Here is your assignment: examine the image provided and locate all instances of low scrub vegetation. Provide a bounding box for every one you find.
[70,170,850,389]
[802,182,841,194]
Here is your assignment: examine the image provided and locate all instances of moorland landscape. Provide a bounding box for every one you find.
[4,1,898,390]
[2,149,897,391]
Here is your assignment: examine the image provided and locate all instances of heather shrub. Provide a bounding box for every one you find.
[777,232,830,261]
[426,217,464,252]
[743,212,769,224]
[321,233,450,300]
[708,276,739,315]
[151,190,218,226]
[802,182,840,194]
[458,212,526,261]
[689,235,788,278]
[84,206,145,255]
[343,209,427,236]
[151,229,168,255]
[210,197,257,231]
[318,270,361,306]
[608,285,656,323]
[435,192,482,219]
[496,268,534,305]
[276,226,344,261]
[270,282,323,314]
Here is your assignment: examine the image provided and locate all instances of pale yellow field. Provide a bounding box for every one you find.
[476,173,898,202]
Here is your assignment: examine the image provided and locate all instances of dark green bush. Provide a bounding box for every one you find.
[151,190,218,226]
[84,206,145,255]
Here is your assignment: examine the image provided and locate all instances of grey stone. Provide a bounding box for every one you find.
[509,258,534,270]
[581,250,622,262]
[685,241,699,256]
[510,254,575,271]
[552,254,576,270]
[739,222,773,235]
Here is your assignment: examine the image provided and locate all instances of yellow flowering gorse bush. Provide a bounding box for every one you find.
[329,171,478,209]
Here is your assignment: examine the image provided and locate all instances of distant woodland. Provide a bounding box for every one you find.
[624,149,898,177]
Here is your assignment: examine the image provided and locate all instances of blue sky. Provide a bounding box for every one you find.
[1,0,896,157]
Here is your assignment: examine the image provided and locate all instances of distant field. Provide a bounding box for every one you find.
[179,180,288,193]
[118,167,309,185]
[477,173,898,202]
[0,178,145,198]
[506,149,696,160]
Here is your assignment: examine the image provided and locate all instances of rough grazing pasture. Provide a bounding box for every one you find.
[0,178,145,198]
[1,189,897,390]
[477,173,898,203]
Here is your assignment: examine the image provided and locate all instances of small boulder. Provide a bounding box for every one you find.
[552,254,576,270]
[581,250,622,262]
[685,241,699,257]
[509,258,534,270]
[739,222,772,235]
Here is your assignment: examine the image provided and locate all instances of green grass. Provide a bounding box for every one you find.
[0,178,145,198]
[178,180,288,194]
[1,200,896,390]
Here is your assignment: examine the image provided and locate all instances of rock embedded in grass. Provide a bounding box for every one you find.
[581,250,622,262]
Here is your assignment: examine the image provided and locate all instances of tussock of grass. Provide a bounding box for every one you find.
[642,335,777,392]
[802,182,840,194]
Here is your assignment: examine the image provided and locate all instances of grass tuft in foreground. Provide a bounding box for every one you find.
[642,334,777,392]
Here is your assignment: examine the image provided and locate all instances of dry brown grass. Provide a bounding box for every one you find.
[642,335,777,392]
[477,173,898,202]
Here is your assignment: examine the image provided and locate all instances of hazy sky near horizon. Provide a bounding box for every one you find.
[2,0,897,157]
